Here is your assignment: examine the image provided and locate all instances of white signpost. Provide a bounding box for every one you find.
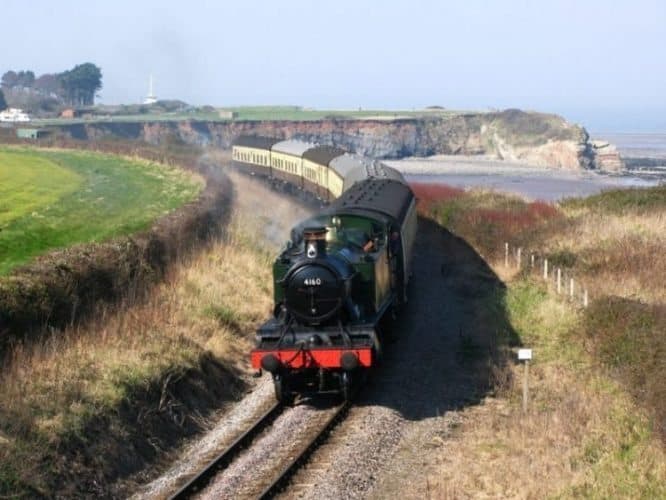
[518,349,532,361]
[518,349,532,412]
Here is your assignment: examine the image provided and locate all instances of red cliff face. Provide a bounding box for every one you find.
[55,110,621,171]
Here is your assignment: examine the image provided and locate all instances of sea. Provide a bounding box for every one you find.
[394,133,666,202]
[597,132,666,160]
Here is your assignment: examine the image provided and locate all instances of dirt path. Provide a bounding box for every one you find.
[368,219,512,498]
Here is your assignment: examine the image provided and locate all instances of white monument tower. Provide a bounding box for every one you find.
[144,75,157,105]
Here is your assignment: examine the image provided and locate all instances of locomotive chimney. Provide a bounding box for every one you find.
[303,227,327,259]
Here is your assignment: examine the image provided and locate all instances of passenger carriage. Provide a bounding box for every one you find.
[231,136,278,176]
[302,145,346,201]
[270,139,314,188]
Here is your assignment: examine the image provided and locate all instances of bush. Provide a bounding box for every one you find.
[583,296,666,440]
[562,185,666,214]
[411,183,562,259]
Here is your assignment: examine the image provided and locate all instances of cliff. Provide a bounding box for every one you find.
[50,109,623,172]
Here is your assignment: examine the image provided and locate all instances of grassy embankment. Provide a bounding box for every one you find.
[0,147,202,275]
[0,209,274,496]
[411,183,665,497]
[0,144,240,496]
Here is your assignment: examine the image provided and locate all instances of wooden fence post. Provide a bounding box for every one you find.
[505,242,509,267]
[517,248,522,268]
[518,349,532,413]
[543,259,548,280]
[557,268,562,294]
[569,278,574,299]
[523,360,529,413]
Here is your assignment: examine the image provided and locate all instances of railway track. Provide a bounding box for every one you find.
[256,400,350,499]
[168,401,283,499]
[169,397,350,499]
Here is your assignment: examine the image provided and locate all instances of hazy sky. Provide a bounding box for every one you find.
[3,0,665,131]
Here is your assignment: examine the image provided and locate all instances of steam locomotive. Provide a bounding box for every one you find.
[232,137,417,401]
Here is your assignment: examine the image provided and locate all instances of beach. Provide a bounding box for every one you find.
[385,154,662,202]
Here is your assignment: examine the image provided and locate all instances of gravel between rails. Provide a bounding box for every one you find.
[196,399,343,499]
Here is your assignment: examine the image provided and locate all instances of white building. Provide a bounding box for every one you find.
[143,75,157,105]
[0,108,31,122]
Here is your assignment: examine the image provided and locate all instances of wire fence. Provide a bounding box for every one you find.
[503,242,589,308]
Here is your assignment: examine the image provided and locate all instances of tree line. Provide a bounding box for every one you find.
[1,63,102,108]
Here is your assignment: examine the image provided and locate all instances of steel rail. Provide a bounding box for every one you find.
[256,400,351,499]
[168,401,283,500]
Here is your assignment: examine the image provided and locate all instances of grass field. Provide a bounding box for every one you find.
[0,147,202,275]
[224,105,464,121]
[0,151,84,226]
[32,105,470,125]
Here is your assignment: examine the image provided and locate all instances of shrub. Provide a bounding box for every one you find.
[412,183,562,259]
[562,185,666,215]
[582,296,666,440]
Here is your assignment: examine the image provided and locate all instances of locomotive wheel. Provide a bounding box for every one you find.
[341,371,352,401]
[273,374,293,405]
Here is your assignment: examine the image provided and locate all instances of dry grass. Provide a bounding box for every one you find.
[536,187,666,303]
[535,188,666,444]
[424,182,666,437]
[0,212,273,494]
[543,211,666,304]
[416,183,666,498]
[429,281,665,499]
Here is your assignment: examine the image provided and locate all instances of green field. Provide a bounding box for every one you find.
[32,105,474,125]
[0,147,202,275]
[222,105,466,121]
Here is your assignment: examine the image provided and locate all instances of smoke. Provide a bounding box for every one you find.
[202,151,314,250]
[230,171,313,250]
